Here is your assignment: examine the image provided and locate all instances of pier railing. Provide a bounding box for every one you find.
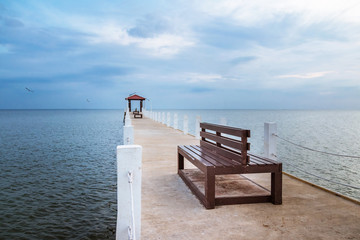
[116,109,142,240]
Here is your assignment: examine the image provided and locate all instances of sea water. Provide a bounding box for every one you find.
[1,109,359,239]
[0,110,122,239]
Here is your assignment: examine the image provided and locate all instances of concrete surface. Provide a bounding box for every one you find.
[132,116,360,240]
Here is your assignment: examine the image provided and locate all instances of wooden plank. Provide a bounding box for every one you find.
[184,145,225,167]
[201,140,248,165]
[178,169,207,207]
[200,131,246,151]
[215,195,272,205]
[249,153,280,164]
[200,122,250,138]
[186,145,231,167]
[178,146,210,172]
[193,145,241,167]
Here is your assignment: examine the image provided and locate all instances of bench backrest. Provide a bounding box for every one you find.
[200,122,250,165]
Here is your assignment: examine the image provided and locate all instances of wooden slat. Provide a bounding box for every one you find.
[184,146,225,167]
[249,153,279,164]
[201,140,248,164]
[178,146,213,171]
[200,122,250,138]
[200,131,247,151]
[215,195,271,206]
[192,145,238,167]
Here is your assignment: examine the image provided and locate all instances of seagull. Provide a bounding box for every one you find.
[86,99,90,102]
[25,87,34,93]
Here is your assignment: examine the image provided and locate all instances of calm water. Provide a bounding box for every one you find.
[1,109,359,239]
[0,110,123,240]
[154,109,360,200]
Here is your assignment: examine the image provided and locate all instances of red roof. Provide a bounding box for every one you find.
[125,94,146,100]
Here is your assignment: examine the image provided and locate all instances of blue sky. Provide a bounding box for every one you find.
[0,0,359,109]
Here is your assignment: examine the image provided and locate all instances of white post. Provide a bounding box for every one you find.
[166,112,171,127]
[173,113,178,130]
[220,117,227,126]
[123,125,134,145]
[162,112,165,124]
[116,145,142,240]
[195,115,201,139]
[123,110,134,145]
[264,122,277,160]
[183,115,188,135]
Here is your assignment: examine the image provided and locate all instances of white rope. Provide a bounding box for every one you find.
[127,171,136,240]
[284,161,360,190]
[273,134,360,159]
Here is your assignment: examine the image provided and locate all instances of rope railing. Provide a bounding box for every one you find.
[284,161,360,190]
[273,134,360,159]
[127,171,136,240]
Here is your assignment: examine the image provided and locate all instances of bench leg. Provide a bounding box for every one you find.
[271,171,282,204]
[178,152,184,171]
[205,167,215,209]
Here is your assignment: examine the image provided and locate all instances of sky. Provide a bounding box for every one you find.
[0,0,359,109]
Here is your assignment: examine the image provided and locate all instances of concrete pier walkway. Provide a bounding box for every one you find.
[132,117,360,239]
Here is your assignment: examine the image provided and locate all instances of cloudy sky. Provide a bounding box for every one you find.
[1,0,359,109]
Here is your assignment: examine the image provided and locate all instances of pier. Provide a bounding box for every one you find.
[119,113,360,239]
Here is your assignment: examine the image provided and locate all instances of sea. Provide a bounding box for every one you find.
[0,109,359,239]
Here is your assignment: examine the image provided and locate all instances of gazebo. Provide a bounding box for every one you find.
[125,94,146,112]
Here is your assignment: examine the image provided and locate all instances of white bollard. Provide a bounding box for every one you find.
[195,115,201,139]
[123,125,134,145]
[220,117,227,126]
[173,113,178,130]
[166,112,171,127]
[264,122,277,160]
[125,110,132,126]
[116,145,142,240]
[183,115,188,135]
[162,112,165,124]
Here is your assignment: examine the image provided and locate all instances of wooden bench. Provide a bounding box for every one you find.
[133,111,143,118]
[178,122,282,209]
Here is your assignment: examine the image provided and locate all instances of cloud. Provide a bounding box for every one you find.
[127,14,171,38]
[186,73,223,83]
[190,87,214,93]
[276,71,334,79]
[194,0,360,26]
[230,56,257,65]
[0,16,24,28]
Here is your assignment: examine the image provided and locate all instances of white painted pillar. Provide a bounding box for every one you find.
[220,117,227,126]
[162,112,165,124]
[125,110,131,126]
[183,115,188,135]
[264,122,277,160]
[116,145,142,240]
[123,125,134,145]
[173,113,178,130]
[166,112,171,127]
[195,115,201,139]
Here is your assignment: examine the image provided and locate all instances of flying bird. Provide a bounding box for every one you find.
[25,87,34,93]
[86,99,90,102]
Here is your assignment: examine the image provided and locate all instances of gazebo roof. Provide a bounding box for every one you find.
[125,94,146,100]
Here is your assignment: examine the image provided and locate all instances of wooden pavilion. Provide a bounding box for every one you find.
[125,94,146,112]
